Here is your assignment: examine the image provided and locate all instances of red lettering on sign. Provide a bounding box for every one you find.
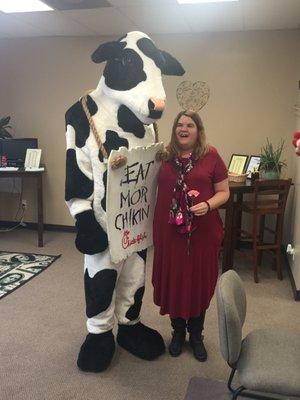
[122,230,147,249]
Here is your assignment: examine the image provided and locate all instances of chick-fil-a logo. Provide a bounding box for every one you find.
[122,230,147,249]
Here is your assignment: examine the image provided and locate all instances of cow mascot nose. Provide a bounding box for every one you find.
[148,98,166,119]
[64,31,184,373]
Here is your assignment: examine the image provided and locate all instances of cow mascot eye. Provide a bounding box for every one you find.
[121,54,133,66]
[102,48,146,91]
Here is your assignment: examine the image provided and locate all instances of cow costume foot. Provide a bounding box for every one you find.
[77,330,115,372]
[117,322,165,360]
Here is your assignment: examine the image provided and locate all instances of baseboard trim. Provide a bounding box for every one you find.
[0,220,76,233]
[283,249,300,301]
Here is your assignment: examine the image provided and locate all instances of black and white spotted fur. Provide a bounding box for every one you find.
[64,31,184,372]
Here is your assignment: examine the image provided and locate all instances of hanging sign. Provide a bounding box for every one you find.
[107,143,163,263]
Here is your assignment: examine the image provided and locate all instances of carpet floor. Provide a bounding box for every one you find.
[0,229,299,400]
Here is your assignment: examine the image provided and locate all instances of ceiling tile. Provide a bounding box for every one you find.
[0,12,48,38]
[62,7,138,35]
[117,5,191,34]
[44,0,112,10]
[6,11,95,36]
[0,0,299,38]
[180,1,243,32]
[109,0,178,6]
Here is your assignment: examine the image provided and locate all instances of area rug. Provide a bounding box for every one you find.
[184,377,231,400]
[0,251,60,299]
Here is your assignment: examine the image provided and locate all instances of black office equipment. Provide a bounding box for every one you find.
[0,138,38,167]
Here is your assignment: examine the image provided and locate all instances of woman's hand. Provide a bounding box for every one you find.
[189,201,210,216]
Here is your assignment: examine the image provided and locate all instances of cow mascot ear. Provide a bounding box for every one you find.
[91,41,126,63]
[160,50,185,76]
[136,37,185,77]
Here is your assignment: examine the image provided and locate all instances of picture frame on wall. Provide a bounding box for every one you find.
[228,154,248,175]
[245,155,261,178]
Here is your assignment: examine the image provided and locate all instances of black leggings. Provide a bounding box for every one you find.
[170,311,206,333]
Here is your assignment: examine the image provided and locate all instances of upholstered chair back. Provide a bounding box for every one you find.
[216,270,246,366]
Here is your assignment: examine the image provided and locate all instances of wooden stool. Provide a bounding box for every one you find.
[236,179,292,283]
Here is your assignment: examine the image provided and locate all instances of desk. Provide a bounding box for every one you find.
[222,180,257,272]
[0,169,45,247]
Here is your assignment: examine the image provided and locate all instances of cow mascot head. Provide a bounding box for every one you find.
[65,31,184,373]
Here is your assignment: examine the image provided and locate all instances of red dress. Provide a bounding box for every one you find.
[152,146,228,319]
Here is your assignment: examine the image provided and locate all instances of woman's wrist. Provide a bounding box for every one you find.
[204,200,211,212]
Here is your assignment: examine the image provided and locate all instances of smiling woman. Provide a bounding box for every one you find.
[152,109,229,362]
[168,110,208,159]
[175,115,199,154]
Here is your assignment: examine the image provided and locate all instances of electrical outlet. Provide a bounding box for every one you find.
[21,199,27,208]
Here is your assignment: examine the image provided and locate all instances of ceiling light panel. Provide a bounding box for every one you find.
[0,0,53,13]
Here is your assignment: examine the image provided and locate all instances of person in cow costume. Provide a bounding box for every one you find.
[65,31,184,372]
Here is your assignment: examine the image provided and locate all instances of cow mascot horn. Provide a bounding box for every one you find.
[65,31,184,372]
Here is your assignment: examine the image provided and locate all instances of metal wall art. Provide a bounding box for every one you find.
[176,81,210,112]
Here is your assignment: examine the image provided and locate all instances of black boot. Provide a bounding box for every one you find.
[189,332,207,362]
[187,312,207,362]
[168,318,186,357]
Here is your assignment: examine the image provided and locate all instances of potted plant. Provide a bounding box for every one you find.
[250,166,260,182]
[259,138,286,179]
[0,116,13,139]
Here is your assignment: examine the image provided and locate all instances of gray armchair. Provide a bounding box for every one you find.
[216,270,300,399]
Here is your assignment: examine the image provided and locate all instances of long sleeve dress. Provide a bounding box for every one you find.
[152,146,228,319]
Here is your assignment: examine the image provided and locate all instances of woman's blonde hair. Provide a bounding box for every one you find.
[165,110,209,161]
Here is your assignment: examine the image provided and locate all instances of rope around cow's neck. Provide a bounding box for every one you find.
[80,92,160,168]
[80,93,108,160]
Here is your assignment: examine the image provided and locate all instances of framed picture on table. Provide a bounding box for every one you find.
[245,155,261,178]
[228,154,248,175]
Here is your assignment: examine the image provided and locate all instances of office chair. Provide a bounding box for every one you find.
[216,270,300,400]
[236,179,292,282]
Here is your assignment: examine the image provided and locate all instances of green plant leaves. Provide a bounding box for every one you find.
[260,138,286,173]
[0,116,11,128]
[0,115,12,139]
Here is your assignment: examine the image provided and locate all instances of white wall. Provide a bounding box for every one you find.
[0,30,299,229]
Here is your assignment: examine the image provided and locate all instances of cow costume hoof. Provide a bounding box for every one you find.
[117,322,165,360]
[77,331,115,372]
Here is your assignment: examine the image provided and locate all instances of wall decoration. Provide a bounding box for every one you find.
[245,155,261,177]
[228,154,248,174]
[176,81,210,111]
